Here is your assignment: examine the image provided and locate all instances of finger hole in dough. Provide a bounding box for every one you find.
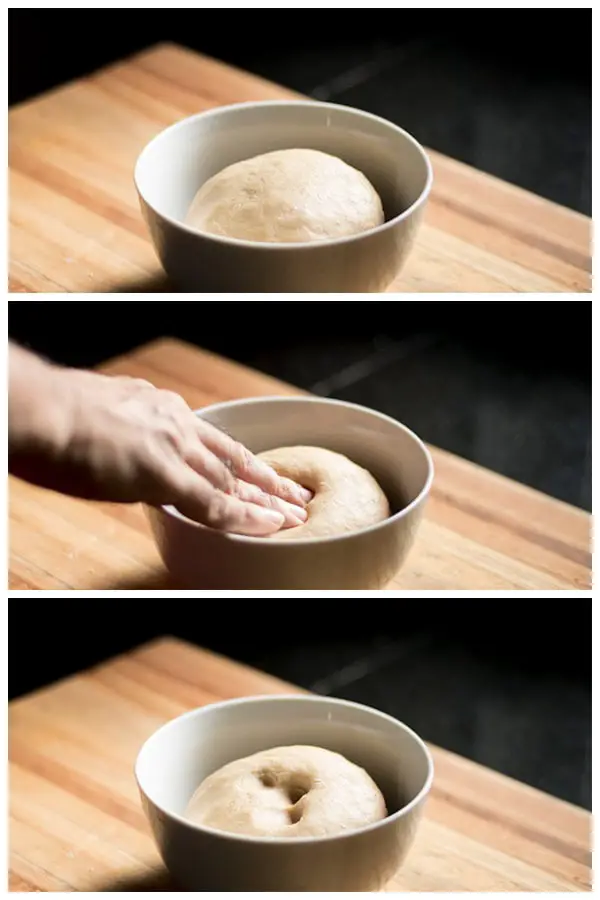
[185,745,387,838]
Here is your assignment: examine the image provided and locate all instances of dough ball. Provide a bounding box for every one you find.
[257,446,390,540]
[185,745,387,838]
[185,148,384,244]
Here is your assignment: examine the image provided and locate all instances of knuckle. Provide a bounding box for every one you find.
[190,448,235,493]
[281,481,299,502]
[148,394,192,450]
[159,389,188,410]
[118,376,155,394]
[206,456,235,494]
[229,442,255,477]
[258,489,277,510]
[204,492,230,529]
[149,418,184,454]
[220,465,236,494]
[158,416,182,440]
[164,428,185,453]
[239,482,267,506]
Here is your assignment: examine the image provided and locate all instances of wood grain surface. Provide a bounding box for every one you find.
[8,338,591,591]
[8,43,591,294]
[8,637,591,892]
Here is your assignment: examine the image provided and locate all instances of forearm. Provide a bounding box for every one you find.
[8,343,71,488]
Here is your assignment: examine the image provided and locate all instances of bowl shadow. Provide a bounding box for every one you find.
[112,271,235,294]
[98,869,178,891]
[112,272,174,293]
[96,571,181,591]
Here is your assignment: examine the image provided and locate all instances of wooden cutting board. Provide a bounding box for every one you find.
[8,43,591,293]
[8,637,592,892]
[8,338,591,591]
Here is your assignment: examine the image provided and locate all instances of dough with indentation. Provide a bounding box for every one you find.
[185,745,387,838]
[185,149,384,244]
[257,446,389,540]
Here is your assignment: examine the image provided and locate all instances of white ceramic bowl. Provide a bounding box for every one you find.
[147,396,434,590]
[135,694,434,891]
[134,100,432,292]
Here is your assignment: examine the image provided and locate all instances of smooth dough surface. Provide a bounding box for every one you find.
[185,149,384,244]
[185,745,387,838]
[257,446,389,540]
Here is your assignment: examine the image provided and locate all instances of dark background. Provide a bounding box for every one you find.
[8,12,591,811]
[9,10,591,214]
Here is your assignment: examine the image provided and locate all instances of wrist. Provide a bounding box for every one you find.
[9,351,74,460]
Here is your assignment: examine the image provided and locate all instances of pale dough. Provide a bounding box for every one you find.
[185,149,384,244]
[257,446,389,540]
[185,745,387,838]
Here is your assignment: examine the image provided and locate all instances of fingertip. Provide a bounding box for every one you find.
[281,477,313,505]
[262,508,286,528]
[240,507,285,537]
[290,505,308,522]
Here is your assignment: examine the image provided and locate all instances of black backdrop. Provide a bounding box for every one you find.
[9,600,591,701]
[7,300,592,378]
[9,10,590,107]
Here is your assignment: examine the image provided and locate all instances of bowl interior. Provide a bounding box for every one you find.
[193,397,431,518]
[136,697,432,826]
[136,102,431,229]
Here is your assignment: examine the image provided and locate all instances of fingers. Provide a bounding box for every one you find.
[198,421,312,507]
[167,468,287,537]
[131,391,311,534]
[141,391,311,511]
[184,443,236,494]
[184,445,307,529]
[233,479,307,529]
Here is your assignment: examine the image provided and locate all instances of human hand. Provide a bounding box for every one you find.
[32,369,312,536]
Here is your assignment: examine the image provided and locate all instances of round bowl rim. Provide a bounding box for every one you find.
[155,395,434,546]
[135,693,435,846]
[133,98,433,251]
